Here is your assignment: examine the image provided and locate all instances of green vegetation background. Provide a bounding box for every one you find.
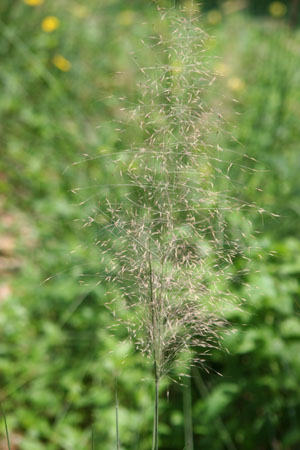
[0,0,300,448]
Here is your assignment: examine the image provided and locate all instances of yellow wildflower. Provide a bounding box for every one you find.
[207,9,222,25]
[269,2,287,18]
[52,55,71,72]
[42,16,60,33]
[23,0,44,5]
[227,77,245,92]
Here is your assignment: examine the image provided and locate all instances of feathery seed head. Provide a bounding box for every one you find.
[77,7,264,381]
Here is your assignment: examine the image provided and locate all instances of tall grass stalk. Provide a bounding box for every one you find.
[77,4,266,447]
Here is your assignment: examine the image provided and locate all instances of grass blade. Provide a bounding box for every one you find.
[1,402,11,450]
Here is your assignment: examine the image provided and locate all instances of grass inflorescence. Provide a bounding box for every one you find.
[76,5,269,448]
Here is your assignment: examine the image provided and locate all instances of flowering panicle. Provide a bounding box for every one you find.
[78,7,265,381]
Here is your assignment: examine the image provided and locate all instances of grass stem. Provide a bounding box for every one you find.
[115,381,120,450]
[0,402,11,450]
[152,371,159,450]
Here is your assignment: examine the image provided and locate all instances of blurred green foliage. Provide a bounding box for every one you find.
[0,0,300,449]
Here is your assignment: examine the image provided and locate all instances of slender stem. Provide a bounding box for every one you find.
[152,367,159,450]
[0,402,11,450]
[115,381,120,450]
[149,255,160,450]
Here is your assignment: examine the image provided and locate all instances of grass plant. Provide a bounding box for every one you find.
[80,5,265,447]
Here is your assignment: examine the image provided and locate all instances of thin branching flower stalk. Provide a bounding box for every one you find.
[75,4,269,449]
